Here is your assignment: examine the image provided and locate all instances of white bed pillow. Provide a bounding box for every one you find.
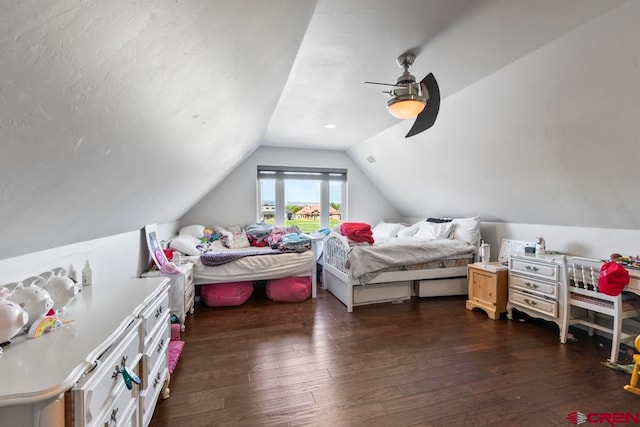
[414,221,454,240]
[372,221,405,239]
[179,224,206,239]
[451,216,480,246]
[169,234,201,256]
[397,221,421,237]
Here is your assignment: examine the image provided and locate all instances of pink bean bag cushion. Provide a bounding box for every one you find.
[201,282,254,307]
[266,276,311,302]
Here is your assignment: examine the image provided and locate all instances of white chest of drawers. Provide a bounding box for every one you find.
[507,253,568,343]
[141,262,194,331]
[0,277,170,427]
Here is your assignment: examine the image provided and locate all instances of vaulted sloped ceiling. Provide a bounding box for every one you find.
[0,0,317,258]
[0,0,636,259]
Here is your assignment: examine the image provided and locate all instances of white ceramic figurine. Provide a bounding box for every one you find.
[0,297,29,344]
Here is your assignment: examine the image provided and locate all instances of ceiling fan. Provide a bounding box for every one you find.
[365,52,440,138]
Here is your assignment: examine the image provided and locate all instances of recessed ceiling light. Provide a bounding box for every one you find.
[324,123,337,129]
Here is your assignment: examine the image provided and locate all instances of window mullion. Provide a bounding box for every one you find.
[275,178,285,226]
[320,180,330,229]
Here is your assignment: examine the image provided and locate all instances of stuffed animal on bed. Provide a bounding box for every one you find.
[201,228,213,243]
[201,227,221,243]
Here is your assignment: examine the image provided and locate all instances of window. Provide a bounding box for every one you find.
[257,165,346,233]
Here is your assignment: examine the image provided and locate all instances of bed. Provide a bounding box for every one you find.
[185,249,317,297]
[169,224,317,298]
[322,217,480,312]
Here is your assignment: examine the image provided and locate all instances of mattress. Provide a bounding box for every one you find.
[187,250,314,284]
[370,255,473,274]
[348,239,476,279]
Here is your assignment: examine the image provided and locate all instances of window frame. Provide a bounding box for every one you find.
[256,165,347,229]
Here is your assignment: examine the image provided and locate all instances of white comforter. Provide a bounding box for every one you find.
[185,250,315,284]
[348,238,475,279]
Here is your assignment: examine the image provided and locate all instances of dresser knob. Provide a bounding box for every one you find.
[104,407,118,425]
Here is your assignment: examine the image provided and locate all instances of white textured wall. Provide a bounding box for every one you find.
[180,146,401,228]
[0,222,178,286]
[350,2,639,231]
[479,222,640,261]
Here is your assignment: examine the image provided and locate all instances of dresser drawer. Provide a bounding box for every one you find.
[510,289,557,317]
[140,291,170,347]
[94,381,138,427]
[510,275,557,299]
[73,319,142,426]
[510,257,559,281]
[143,320,170,386]
[139,353,169,427]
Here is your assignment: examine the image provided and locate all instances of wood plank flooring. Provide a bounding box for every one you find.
[149,283,640,426]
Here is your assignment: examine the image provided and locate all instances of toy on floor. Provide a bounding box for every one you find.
[623,335,640,395]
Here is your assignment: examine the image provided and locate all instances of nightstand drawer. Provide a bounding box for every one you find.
[510,258,558,280]
[184,280,194,313]
[510,275,557,299]
[510,289,557,317]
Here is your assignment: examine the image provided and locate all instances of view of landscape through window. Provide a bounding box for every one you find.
[260,178,343,233]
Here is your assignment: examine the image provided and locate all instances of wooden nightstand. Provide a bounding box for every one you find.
[466,262,508,320]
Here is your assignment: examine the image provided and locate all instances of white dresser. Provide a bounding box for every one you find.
[507,253,568,343]
[0,277,170,427]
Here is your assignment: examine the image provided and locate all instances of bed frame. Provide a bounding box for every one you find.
[191,254,318,298]
[322,232,474,312]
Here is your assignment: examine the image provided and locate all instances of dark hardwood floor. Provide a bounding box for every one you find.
[149,283,640,427]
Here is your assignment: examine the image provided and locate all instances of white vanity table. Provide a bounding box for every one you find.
[0,276,170,427]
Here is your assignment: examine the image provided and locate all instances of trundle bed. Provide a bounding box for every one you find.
[322,230,477,312]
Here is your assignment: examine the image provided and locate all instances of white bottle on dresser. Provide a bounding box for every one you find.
[82,261,93,286]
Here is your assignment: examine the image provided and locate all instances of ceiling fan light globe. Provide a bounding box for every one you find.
[387,97,426,120]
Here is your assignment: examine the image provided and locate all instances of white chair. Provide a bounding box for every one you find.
[561,257,640,364]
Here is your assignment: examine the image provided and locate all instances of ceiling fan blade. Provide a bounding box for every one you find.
[405,73,440,138]
[364,81,404,88]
